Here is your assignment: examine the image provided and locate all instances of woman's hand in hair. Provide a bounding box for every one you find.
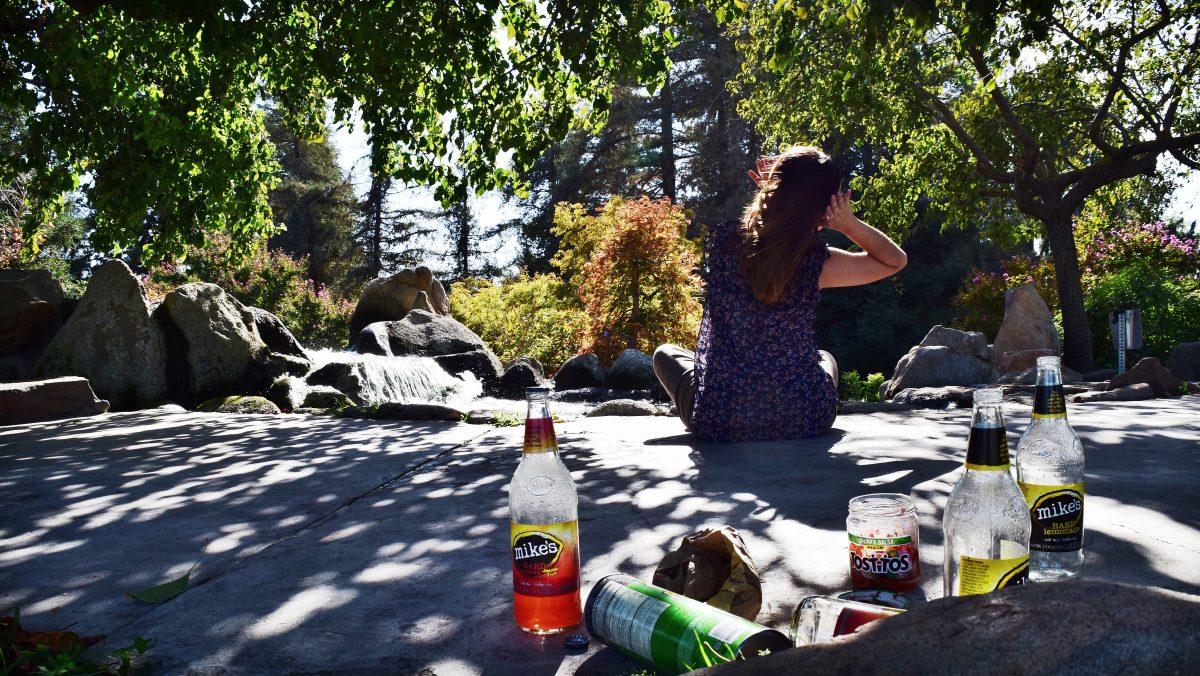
[747,155,779,187]
[817,192,908,289]
[821,190,856,233]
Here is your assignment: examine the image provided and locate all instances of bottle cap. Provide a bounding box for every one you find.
[524,386,551,396]
[973,388,1002,405]
[1036,355,1061,369]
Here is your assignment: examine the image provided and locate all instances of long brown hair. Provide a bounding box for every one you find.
[740,146,842,304]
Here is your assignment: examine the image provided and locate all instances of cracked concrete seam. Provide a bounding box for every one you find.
[110,425,496,635]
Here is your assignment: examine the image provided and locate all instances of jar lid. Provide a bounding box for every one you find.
[848,493,917,516]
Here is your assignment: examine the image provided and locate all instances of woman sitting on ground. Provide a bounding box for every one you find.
[653,146,907,442]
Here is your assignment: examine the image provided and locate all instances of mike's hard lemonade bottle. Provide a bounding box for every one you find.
[509,387,582,634]
[1015,356,1085,581]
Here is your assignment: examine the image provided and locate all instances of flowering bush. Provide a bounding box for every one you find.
[952,220,1200,364]
[554,196,703,363]
[951,256,1059,339]
[145,233,354,349]
[449,274,588,373]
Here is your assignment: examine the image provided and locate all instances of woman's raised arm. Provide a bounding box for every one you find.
[817,191,907,289]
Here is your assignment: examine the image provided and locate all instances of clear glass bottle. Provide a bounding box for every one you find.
[943,388,1031,597]
[1015,356,1085,581]
[509,387,582,634]
[790,595,903,646]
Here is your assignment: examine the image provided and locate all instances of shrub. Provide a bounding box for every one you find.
[951,256,1058,340]
[839,370,885,402]
[1084,261,1200,364]
[554,196,703,363]
[448,274,588,373]
[145,233,354,349]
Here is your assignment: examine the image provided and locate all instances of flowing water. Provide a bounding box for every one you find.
[306,349,483,406]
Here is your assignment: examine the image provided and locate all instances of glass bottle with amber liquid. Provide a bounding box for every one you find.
[509,387,582,634]
[943,388,1031,597]
[1015,356,1085,581]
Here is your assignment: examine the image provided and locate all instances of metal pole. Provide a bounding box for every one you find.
[1117,311,1127,374]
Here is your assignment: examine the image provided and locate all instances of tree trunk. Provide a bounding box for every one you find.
[364,174,385,278]
[659,74,676,202]
[1043,215,1094,371]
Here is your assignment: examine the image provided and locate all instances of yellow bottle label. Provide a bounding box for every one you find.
[1019,482,1084,552]
[957,554,1029,595]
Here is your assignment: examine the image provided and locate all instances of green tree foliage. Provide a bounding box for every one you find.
[555,196,703,362]
[1,0,677,263]
[726,0,1200,370]
[448,275,588,372]
[144,234,353,349]
[265,108,360,292]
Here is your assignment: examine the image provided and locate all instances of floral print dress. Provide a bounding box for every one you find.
[690,221,838,442]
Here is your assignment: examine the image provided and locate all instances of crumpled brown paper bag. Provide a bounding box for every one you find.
[652,526,763,620]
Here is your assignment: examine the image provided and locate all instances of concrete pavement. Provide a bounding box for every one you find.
[1,397,1198,674]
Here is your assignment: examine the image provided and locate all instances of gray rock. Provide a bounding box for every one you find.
[433,349,504,393]
[1072,383,1156,403]
[882,346,990,399]
[550,386,615,403]
[606,349,658,390]
[992,284,1060,376]
[348,322,392,356]
[918,325,990,361]
[264,376,307,411]
[889,385,976,409]
[1165,341,1200,381]
[586,398,659,416]
[995,364,1083,385]
[0,269,65,379]
[429,279,450,315]
[157,283,268,405]
[554,353,606,390]
[0,377,109,425]
[498,357,547,399]
[34,260,168,409]
[343,402,464,421]
[1106,357,1186,397]
[838,401,914,414]
[1084,368,1119,382]
[362,310,487,357]
[196,395,281,415]
[302,386,354,410]
[346,267,449,340]
[701,580,1200,676]
[261,352,311,379]
[245,306,308,360]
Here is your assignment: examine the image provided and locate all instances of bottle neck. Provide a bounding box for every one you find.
[966,403,1010,471]
[1032,366,1068,421]
[524,396,558,455]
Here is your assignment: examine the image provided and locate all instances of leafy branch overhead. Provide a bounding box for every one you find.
[0,0,679,262]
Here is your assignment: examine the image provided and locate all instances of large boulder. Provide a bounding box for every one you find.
[606,349,658,390]
[1166,341,1200,381]
[882,346,989,400]
[991,284,1060,377]
[0,269,67,380]
[34,260,168,409]
[0,377,109,425]
[156,283,269,405]
[245,306,308,360]
[554,353,607,390]
[346,266,450,341]
[498,357,547,399]
[918,325,990,361]
[1106,357,1187,397]
[702,581,1200,675]
[348,311,501,391]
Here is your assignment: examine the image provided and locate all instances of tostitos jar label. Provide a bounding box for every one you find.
[848,532,920,590]
[511,520,580,597]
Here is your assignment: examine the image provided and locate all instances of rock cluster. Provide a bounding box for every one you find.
[346,266,449,340]
[349,309,504,393]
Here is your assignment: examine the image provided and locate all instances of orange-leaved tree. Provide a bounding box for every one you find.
[553,196,702,363]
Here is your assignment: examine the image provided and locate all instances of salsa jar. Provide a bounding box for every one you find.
[847,493,921,592]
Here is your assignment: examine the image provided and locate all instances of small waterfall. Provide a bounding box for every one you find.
[306,349,482,406]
